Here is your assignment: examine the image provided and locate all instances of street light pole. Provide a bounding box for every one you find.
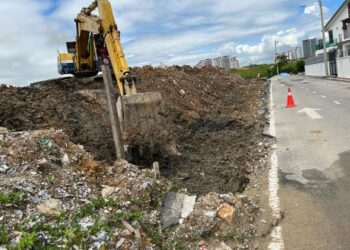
[274,40,280,75]
[318,0,329,77]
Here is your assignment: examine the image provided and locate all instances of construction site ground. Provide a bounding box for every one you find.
[0,66,274,249]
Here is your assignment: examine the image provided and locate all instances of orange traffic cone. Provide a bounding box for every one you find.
[286,88,296,108]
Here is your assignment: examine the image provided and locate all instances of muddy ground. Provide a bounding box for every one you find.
[0,66,268,195]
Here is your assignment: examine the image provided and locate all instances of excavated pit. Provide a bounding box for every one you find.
[0,66,268,195]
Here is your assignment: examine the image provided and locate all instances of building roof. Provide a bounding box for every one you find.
[325,0,349,30]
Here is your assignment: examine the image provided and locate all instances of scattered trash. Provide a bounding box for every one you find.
[38,135,53,149]
[280,72,290,78]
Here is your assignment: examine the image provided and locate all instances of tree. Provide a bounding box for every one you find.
[276,54,288,65]
[296,60,305,72]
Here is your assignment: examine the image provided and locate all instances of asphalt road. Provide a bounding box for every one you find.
[271,76,350,250]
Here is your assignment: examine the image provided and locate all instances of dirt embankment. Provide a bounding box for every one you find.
[0,66,268,195]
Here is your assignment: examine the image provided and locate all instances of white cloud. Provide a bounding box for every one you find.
[218,27,308,65]
[0,0,333,85]
[304,3,329,17]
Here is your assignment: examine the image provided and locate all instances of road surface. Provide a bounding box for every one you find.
[271,75,350,249]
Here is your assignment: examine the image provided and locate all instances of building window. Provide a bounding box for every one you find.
[328,30,334,44]
[346,45,350,56]
[338,47,344,57]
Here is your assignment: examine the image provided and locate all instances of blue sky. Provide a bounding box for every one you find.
[0,0,346,85]
[43,0,61,16]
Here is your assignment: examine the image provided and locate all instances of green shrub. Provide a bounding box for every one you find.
[296,60,305,72]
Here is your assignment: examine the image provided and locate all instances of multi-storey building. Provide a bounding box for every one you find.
[303,38,317,59]
[197,56,240,70]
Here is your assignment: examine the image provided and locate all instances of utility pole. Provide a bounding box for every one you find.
[100,48,125,160]
[318,0,329,77]
[274,40,280,75]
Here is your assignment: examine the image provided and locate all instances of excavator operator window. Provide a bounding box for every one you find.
[66,42,76,54]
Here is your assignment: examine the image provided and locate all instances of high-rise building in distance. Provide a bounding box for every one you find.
[197,56,240,69]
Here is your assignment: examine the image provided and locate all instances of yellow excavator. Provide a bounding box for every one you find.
[57,0,164,159]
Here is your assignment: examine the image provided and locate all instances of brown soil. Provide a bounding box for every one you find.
[0,66,268,195]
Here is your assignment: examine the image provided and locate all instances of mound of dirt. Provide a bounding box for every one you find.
[135,66,269,194]
[0,66,268,195]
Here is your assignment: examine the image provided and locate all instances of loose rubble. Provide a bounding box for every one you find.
[0,129,267,249]
[0,129,170,249]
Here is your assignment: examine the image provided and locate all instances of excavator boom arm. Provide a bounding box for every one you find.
[74,0,133,95]
[97,0,131,95]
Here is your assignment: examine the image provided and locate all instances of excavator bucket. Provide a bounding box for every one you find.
[117,92,164,144]
[117,91,181,161]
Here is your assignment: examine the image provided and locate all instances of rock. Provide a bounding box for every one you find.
[79,217,95,231]
[141,182,150,190]
[92,231,108,242]
[160,192,196,228]
[61,153,70,166]
[165,141,182,156]
[215,242,232,250]
[204,211,217,218]
[218,203,235,224]
[0,164,9,173]
[15,210,23,218]
[37,198,64,216]
[101,186,119,199]
[37,190,46,197]
[37,158,48,166]
[201,193,222,207]
[116,238,125,249]
[181,195,196,219]
[179,89,186,96]
[160,192,186,229]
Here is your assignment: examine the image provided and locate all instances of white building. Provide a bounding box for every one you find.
[197,56,240,70]
[305,0,350,78]
[278,48,303,61]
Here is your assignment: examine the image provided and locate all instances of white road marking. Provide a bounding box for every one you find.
[321,95,326,98]
[312,91,316,94]
[268,81,284,250]
[302,80,309,83]
[334,101,341,105]
[298,108,323,120]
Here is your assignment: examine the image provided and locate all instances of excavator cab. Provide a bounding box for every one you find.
[58,41,100,77]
